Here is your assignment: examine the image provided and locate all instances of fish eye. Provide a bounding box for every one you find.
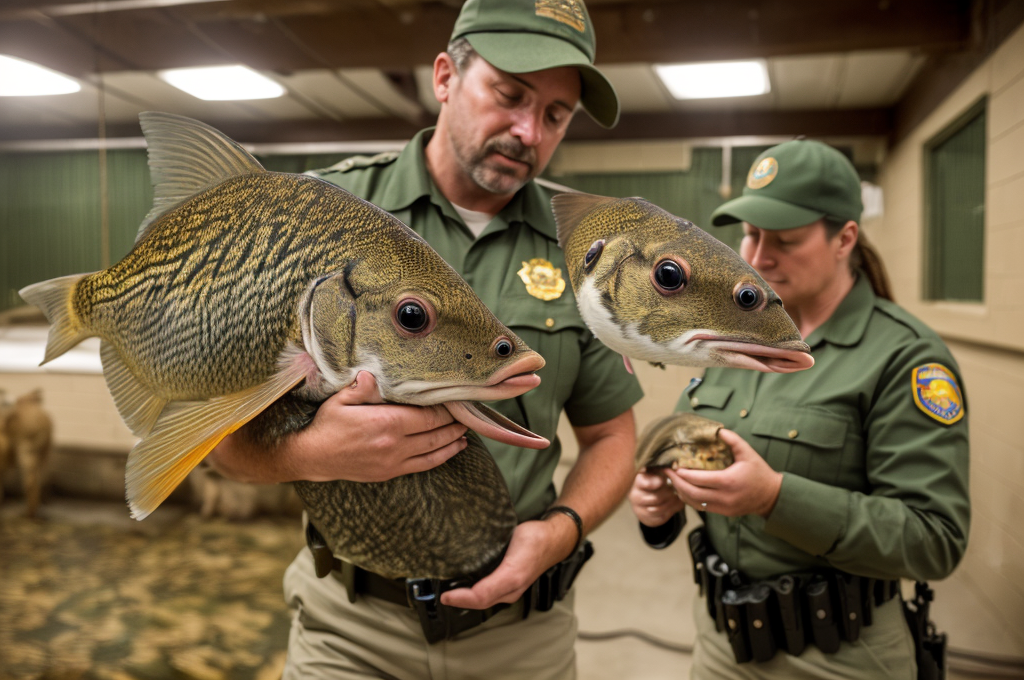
[651,258,689,295]
[734,283,765,311]
[584,240,605,271]
[392,297,435,337]
[492,337,515,358]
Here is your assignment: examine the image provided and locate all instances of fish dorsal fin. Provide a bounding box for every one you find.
[135,111,266,243]
[125,348,310,520]
[551,192,619,250]
[100,341,166,437]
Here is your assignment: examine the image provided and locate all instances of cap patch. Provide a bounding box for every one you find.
[536,0,586,32]
[747,157,778,190]
[912,363,964,425]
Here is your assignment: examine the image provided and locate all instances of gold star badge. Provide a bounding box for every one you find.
[518,258,565,301]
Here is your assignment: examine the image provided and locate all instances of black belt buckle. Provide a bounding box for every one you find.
[405,577,485,644]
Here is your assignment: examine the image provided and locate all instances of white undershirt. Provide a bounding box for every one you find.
[452,203,496,238]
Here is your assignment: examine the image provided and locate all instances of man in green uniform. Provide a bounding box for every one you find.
[209,1,642,678]
[629,140,969,679]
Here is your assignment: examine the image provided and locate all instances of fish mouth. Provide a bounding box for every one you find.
[443,400,550,450]
[686,334,814,373]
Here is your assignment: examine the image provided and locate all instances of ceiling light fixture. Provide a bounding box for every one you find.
[0,55,81,96]
[158,65,285,101]
[655,60,770,100]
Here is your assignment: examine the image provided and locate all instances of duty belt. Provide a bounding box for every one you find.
[305,522,593,644]
[688,526,899,663]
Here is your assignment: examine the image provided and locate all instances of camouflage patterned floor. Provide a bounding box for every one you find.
[0,500,305,680]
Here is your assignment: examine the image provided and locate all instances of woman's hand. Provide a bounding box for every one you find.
[629,467,686,527]
[664,429,783,518]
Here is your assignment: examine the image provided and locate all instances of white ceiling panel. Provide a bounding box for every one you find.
[771,55,844,109]
[337,69,423,121]
[100,72,270,123]
[280,70,389,119]
[600,64,672,113]
[838,51,926,108]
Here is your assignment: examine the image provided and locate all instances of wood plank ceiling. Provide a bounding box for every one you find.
[0,0,1003,144]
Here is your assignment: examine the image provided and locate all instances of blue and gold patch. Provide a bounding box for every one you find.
[912,363,964,425]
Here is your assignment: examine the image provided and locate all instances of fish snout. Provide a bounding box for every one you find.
[486,351,546,393]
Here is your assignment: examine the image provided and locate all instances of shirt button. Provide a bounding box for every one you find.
[739,409,749,418]
[788,429,799,439]
[690,397,699,407]
[545,318,555,328]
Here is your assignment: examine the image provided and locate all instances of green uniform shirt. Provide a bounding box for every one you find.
[677,275,970,582]
[309,129,644,521]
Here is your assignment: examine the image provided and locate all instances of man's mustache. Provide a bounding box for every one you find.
[485,138,536,167]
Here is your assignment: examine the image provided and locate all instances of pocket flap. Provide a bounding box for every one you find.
[689,385,734,410]
[751,409,848,448]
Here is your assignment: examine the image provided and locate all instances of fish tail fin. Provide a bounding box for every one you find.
[18,274,92,364]
[126,354,309,520]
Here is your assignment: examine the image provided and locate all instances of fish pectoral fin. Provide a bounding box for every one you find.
[125,358,308,520]
[101,341,166,437]
[135,112,267,243]
[18,273,93,364]
[551,191,619,250]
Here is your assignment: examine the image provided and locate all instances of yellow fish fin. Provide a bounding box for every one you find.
[125,357,309,520]
[550,192,619,250]
[18,273,94,364]
[136,112,267,243]
[100,341,167,437]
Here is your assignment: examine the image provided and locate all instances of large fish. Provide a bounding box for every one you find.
[20,112,547,579]
[551,193,814,373]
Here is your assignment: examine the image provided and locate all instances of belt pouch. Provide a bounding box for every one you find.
[770,575,806,656]
[706,555,730,632]
[744,584,778,663]
[833,572,863,642]
[721,589,753,663]
[688,527,710,594]
[805,576,841,654]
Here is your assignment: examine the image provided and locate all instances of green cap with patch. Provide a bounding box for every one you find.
[451,0,619,128]
[711,140,863,230]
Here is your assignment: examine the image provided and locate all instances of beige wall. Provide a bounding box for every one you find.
[871,23,1024,657]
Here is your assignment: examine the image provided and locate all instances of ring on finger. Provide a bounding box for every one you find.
[700,501,708,509]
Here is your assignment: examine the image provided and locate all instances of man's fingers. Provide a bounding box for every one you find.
[404,420,468,454]
[334,371,385,405]
[400,437,468,475]
[633,471,667,490]
[440,570,519,609]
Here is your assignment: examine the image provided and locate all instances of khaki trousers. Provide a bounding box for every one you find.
[690,594,917,680]
[282,547,578,680]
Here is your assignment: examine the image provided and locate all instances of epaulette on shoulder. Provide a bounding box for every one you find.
[307,150,400,177]
[873,297,936,341]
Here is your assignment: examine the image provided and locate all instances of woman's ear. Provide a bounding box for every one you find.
[835,220,859,261]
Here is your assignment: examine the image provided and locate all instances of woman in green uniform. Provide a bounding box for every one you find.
[629,140,970,679]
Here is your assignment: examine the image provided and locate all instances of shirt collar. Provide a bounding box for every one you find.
[804,273,875,348]
[375,128,557,242]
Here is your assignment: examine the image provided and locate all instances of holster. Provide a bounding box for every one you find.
[903,581,947,680]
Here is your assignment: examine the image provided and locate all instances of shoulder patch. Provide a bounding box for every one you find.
[912,363,964,425]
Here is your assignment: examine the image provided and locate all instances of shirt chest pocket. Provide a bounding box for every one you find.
[750,409,850,486]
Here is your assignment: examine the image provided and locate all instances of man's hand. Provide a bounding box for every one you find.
[665,429,782,518]
[439,514,577,610]
[629,468,686,527]
[206,372,469,484]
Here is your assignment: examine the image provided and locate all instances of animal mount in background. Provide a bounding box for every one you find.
[0,389,53,518]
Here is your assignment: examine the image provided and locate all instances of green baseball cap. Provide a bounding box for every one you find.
[711,140,863,230]
[451,0,620,128]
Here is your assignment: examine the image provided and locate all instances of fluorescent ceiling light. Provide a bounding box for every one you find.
[655,61,770,100]
[0,55,80,96]
[159,65,284,101]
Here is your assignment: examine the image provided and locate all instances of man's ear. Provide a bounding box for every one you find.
[433,52,457,105]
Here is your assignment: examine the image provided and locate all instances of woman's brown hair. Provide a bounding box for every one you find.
[824,218,893,302]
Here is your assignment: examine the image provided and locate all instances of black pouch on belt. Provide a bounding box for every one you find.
[721,588,753,663]
[769,575,806,656]
[832,571,863,642]
[706,555,730,632]
[805,575,841,654]
[688,527,710,596]
[742,583,778,663]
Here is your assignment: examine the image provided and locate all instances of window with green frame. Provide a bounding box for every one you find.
[925,101,986,302]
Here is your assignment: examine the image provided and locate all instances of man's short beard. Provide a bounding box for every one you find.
[452,134,539,195]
